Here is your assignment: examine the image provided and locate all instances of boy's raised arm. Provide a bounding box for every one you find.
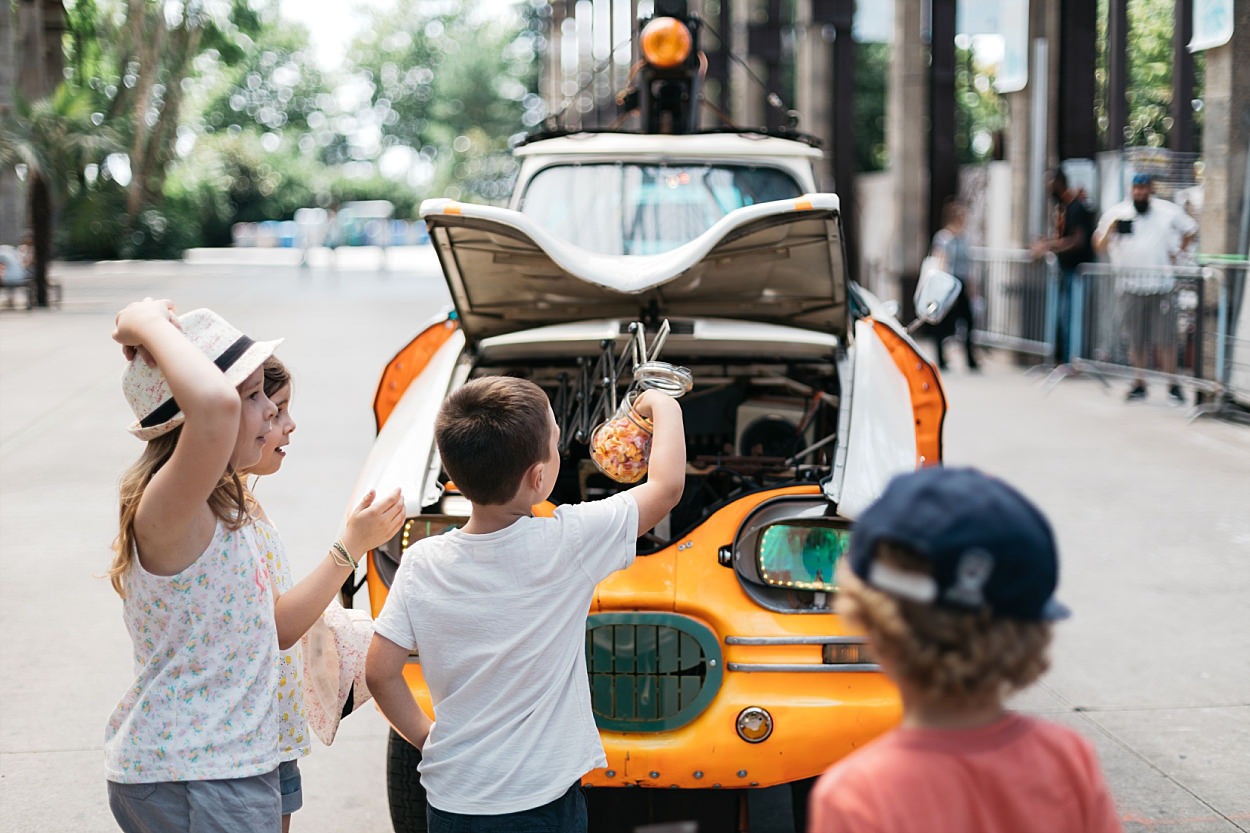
[366,633,433,749]
[627,390,686,536]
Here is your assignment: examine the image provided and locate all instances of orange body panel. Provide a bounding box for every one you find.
[868,319,947,465]
[370,484,903,790]
[372,318,459,432]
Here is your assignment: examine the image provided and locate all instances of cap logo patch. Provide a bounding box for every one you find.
[944,548,994,608]
[867,561,938,603]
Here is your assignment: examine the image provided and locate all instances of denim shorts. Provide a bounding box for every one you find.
[279,759,303,815]
[427,781,587,833]
[108,769,281,833]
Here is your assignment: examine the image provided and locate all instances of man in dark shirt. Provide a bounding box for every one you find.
[1031,169,1095,364]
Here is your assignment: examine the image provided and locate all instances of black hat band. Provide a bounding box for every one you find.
[139,335,255,429]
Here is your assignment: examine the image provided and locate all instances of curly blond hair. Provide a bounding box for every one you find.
[838,544,1052,709]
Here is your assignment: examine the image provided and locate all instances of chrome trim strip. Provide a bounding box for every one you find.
[724,635,868,646]
[727,662,881,673]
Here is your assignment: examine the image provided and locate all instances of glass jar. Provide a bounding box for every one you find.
[589,361,692,484]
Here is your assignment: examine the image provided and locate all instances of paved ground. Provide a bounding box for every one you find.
[1,248,1247,832]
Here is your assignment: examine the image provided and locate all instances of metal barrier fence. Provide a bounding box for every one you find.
[965,250,1244,415]
[1199,259,1250,412]
[967,247,1059,360]
[1067,263,1226,403]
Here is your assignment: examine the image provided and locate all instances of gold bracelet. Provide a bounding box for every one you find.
[331,539,358,570]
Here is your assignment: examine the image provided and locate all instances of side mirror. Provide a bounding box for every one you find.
[909,258,962,332]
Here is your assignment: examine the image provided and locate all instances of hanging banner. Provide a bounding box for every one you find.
[1191,0,1234,51]
[994,0,1029,93]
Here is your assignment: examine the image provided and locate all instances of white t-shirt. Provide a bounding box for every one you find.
[1095,197,1199,293]
[373,492,638,815]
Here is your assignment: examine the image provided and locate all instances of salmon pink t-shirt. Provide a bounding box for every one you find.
[808,713,1122,833]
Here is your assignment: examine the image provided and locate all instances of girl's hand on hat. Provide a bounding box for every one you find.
[341,487,406,557]
[113,298,179,365]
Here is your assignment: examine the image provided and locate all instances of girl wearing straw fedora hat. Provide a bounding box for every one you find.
[242,356,404,832]
[104,299,287,833]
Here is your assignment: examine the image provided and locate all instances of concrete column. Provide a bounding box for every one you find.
[0,0,22,244]
[1194,3,1250,384]
[1198,1,1250,258]
[887,0,927,290]
[1003,1,1052,246]
[729,0,764,126]
[794,0,832,186]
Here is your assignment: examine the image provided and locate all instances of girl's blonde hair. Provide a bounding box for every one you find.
[839,544,1052,709]
[109,427,251,597]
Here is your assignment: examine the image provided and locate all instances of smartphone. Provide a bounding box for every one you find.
[1116,218,1134,234]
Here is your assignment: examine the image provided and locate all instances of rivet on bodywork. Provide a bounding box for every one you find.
[693,771,704,779]
[649,771,660,779]
[605,770,616,778]
[737,770,748,778]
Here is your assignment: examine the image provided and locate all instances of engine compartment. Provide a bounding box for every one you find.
[469,348,842,553]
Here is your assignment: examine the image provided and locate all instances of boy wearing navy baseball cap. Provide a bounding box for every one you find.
[808,467,1122,833]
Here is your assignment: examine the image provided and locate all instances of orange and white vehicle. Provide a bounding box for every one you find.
[348,4,956,831]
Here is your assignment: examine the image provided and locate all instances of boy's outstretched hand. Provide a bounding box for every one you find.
[342,488,405,557]
[628,389,686,536]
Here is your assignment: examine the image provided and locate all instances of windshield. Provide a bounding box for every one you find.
[517,163,804,255]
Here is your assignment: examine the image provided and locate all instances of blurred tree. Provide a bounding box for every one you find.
[1096,0,1205,149]
[0,86,121,299]
[0,0,21,244]
[348,0,542,202]
[61,0,269,222]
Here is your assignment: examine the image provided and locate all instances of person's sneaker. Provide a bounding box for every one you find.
[1125,383,1147,402]
[1169,384,1185,405]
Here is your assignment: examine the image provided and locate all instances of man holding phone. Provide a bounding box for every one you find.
[1093,172,1199,403]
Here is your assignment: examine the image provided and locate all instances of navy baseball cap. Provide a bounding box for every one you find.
[1131,172,1154,186]
[849,467,1070,622]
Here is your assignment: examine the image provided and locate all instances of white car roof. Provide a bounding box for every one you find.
[513,132,824,163]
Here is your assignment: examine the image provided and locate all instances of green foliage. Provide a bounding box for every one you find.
[954,45,1006,164]
[59,181,200,259]
[1096,0,1205,148]
[855,43,889,173]
[349,0,540,201]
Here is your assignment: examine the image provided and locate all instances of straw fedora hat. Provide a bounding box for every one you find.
[301,601,375,745]
[122,308,283,441]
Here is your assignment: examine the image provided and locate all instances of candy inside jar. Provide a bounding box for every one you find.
[589,394,654,484]
[589,361,692,484]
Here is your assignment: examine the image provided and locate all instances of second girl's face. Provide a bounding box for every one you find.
[231,366,278,471]
[248,382,296,477]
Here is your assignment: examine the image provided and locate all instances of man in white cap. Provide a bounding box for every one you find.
[1093,172,1199,403]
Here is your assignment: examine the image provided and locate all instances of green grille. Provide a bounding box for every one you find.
[585,613,723,732]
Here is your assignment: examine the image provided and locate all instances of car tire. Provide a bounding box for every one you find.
[386,728,429,833]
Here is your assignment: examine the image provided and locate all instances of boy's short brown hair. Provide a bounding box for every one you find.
[435,376,553,505]
[838,544,1051,709]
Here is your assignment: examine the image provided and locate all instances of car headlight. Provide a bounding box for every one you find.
[729,498,850,595]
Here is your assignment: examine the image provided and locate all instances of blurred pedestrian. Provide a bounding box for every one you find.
[1093,173,1199,403]
[808,467,1122,833]
[1031,169,1095,364]
[927,197,979,372]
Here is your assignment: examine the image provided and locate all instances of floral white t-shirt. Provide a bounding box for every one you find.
[105,521,279,783]
[255,518,312,760]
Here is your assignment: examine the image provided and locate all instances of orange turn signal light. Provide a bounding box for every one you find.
[641,17,692,68]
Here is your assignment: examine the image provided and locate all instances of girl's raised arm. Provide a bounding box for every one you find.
[117,301,275,576]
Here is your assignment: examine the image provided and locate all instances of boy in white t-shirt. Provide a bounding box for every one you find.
[366,376,685,833]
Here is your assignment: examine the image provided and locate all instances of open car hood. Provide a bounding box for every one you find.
[420,194,848,344]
